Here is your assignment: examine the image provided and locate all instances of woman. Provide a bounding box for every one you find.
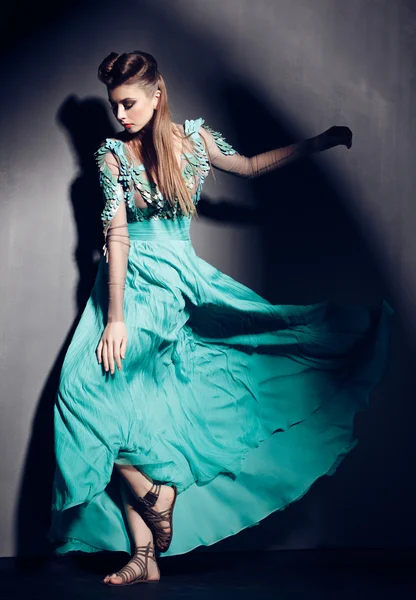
[47,50,393,586]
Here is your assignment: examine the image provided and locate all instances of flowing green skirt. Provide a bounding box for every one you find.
[48,218,393,556]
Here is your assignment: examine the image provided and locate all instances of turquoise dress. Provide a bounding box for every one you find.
[47,117,393,557]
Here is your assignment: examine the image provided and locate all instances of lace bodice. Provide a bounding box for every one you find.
[94,117,315,323]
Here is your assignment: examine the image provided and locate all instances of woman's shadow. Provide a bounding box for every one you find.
[15,95,117,560]
[197,80,387,306]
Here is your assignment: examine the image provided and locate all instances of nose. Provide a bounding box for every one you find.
[116,105,125,121]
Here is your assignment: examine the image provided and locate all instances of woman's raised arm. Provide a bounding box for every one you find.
[199,124,352,179]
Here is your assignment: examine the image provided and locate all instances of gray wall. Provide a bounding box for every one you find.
[1,0,415,557]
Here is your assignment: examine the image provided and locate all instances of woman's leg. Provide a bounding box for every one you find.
[103,476,160,585]
[115,463,175,537]
[115,463,154,496]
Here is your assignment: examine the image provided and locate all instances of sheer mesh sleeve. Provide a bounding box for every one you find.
[199,124,316,178]
[96,146,131,323]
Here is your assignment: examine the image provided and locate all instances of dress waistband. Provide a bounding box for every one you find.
[127,217,191,241]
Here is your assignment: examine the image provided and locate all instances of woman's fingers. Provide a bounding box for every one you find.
[107,339,115,374]
[102,342,109,373]
[96,340,103,364]
[114,336,128,371]
[113,340,122,372]
[97,328,127,374]
[120,336,127,361]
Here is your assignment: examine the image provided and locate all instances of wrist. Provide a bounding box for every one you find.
[306,136,321,154]
[107,315,125,325]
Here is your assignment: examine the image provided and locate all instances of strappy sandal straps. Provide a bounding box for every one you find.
[138,483,178,553]
[141,482,161,508]
[105,542,159,586]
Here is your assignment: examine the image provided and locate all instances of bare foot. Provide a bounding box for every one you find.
[102,543,159,585]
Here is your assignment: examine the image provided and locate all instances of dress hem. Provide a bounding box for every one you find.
[50,439,356,557]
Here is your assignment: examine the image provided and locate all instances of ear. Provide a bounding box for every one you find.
[153,90,161,109]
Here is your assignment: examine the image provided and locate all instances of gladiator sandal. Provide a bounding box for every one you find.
[102,541,160,586]
[136,482,178,553]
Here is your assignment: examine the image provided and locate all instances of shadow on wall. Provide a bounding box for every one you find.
[199,79,389,306]
[58,95,116,309]
[187,80,401,553]
[14,0,407,559]
[15,95,116,558]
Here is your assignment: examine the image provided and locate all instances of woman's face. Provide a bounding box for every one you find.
[107,83,161,134]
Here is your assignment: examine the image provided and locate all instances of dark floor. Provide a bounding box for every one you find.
[1,549,415,600]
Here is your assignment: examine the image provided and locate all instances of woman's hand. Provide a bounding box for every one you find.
[314,126,353,152]
[96,321,128,374]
